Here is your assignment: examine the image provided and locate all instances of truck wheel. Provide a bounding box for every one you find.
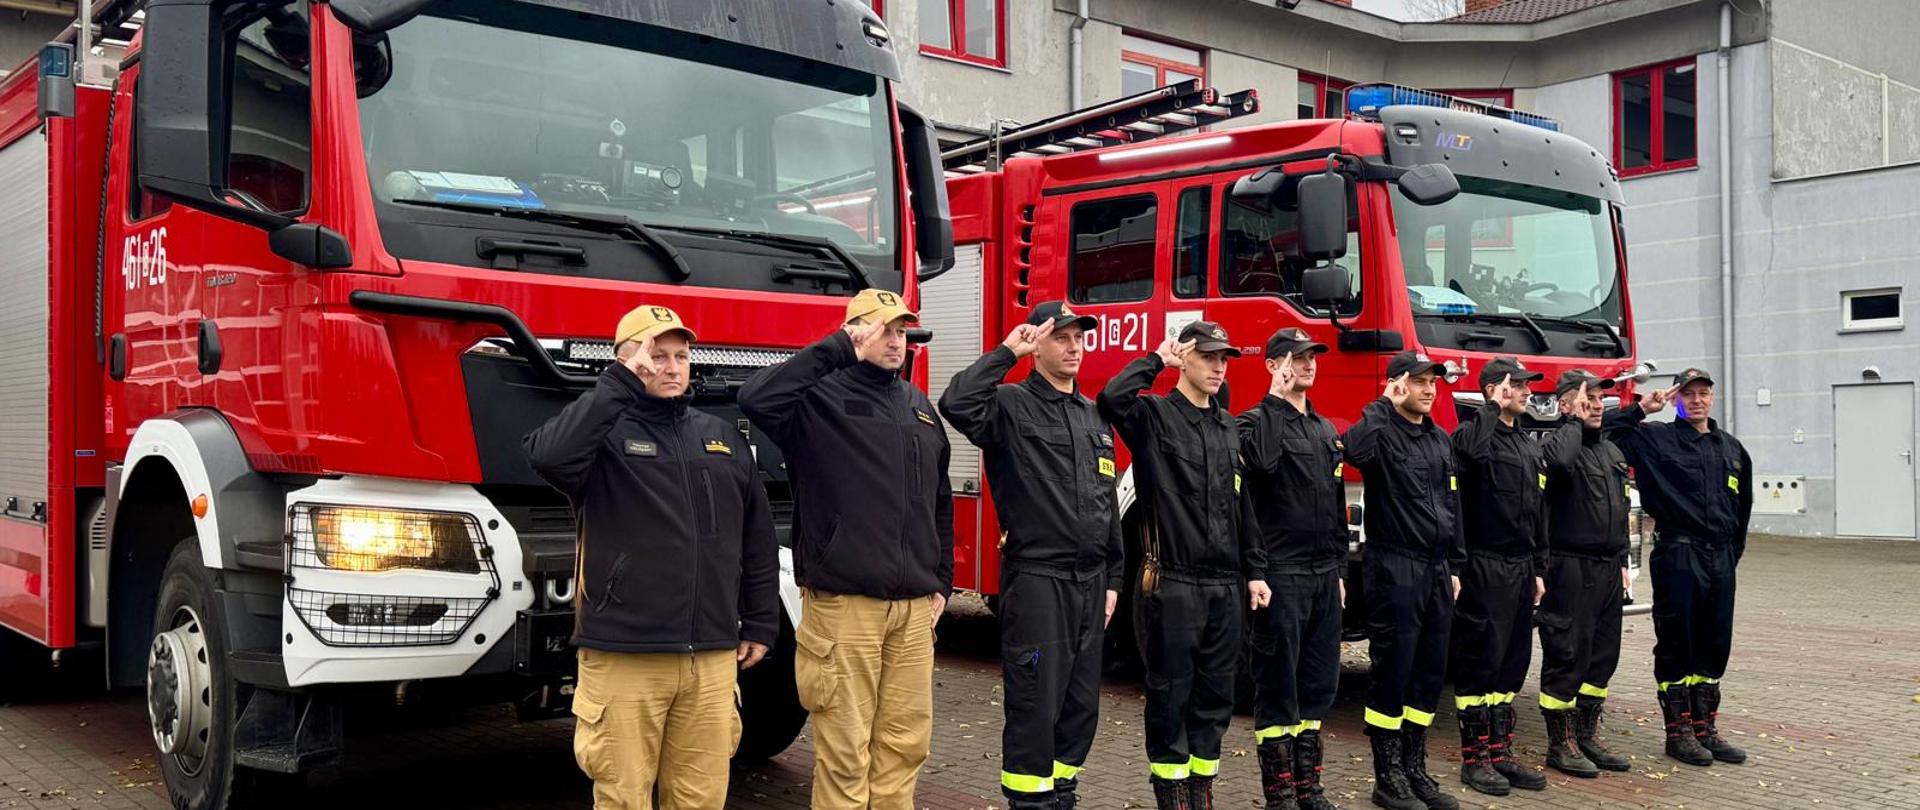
[733,614,807,764]
[150,540,284,810]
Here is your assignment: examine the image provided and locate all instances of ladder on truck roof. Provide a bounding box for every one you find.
[941,79,1260,174]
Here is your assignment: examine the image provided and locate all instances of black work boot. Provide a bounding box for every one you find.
[1185,774,1216,810]
[1367,729,1425,810]
[1291,730,1339,810]
[1454,707,1509,796]
[1399,724,1460,810]
[1574,697,1633,772]
[1542,708,1600,778]
[1150,776,1192,810]
[1053,777,1079,810]
[1258,739,1302,810]
[1003,788,1056,810]
[1659,686,1714,766]
[1488,703,1547,791]
[1689,683,1747,764]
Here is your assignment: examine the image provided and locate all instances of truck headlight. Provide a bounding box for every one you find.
[291,505,485,574]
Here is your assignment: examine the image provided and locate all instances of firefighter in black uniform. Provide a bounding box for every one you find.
[1448,357,1550,796]
[1099,322,1268,810]
[1535,370,1633,777]
[524,306,780,809]
[1604,368,1752,767]
[1237,327,1345,810]
[1342,350,1463,810]
[938,301,1124,810]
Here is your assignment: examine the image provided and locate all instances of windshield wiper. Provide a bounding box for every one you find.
[653,226,871,291]
[1437,312,1549,353]
[393,199,692,281]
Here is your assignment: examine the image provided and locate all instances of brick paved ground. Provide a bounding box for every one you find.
[3,534,1917,809]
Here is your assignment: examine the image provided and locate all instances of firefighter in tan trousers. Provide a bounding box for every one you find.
[525,305,782,809]
[739,289,957,809]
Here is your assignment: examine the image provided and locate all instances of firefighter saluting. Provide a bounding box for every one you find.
[1236,327,1346,810]
[938,301,1125,810]
[1100,322,1268,810]
[1605,369,1752,767]
[524,306,780,810]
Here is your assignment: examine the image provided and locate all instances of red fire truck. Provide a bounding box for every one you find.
[0,0,951,806]
[920,82,1653,657]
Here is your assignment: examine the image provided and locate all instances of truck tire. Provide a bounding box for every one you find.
[149,540,286,810]
[733,614,807,764]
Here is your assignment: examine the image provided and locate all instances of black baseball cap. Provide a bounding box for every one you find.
[1676,368,1715,390]
[1178,321,1241,357]
[1265,326,1328,358]
[1554,369,1617,397]
[1478,356,1545,389]
[1027,300,1098,332]
[1386,350,1445,380]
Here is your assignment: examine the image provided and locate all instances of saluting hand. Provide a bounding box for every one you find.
[1640,383,1681,414]
[620,334,659,381]
[1003,319,1056,359]
[845,319,889,365]
[1270,352,1298,397]
[1248,580,1273,610]
[1156,336,1195,369]
[1494,374,1527,410]
[1384,373,1413,408]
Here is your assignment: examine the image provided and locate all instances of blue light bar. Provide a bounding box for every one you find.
[1344,82,1561,133]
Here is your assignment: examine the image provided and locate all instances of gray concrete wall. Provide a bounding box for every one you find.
[1769,0,1920,87]
[0,14,69,76]
[1769,37,1920,180]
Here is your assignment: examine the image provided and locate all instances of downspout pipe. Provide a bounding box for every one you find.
[1718,0,1735,430]
[1070,0,1089,108]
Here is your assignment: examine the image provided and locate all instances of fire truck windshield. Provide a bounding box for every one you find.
[1391,177,1624,331]
[356,6,900,290]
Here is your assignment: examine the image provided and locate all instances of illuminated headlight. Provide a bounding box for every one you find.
[564,339,617,363]
[290,504,485,574]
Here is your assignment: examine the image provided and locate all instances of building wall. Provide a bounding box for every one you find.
[0,14,69,76]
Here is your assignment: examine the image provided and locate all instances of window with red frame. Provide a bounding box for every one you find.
[919,0,1004,68]
[1442,89,1514,108]
[1121,34,1204,96]
[1614,59,1698,176]
[1296,72,1350,119]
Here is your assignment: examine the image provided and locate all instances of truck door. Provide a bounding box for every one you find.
[1197,171,1387,426]
[1050,183,1172,390]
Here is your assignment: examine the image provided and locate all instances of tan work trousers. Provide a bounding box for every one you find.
[571,647,741,810]
[794,589,938,810]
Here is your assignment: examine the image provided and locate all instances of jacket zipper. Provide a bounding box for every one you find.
[675,418,699,651]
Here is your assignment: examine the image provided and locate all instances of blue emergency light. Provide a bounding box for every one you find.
[1344,83,1562,133]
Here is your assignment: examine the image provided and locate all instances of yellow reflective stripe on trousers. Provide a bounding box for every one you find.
[1658,680,1678,693]
[1403,707,1436,727]
[1254,725,1292,742]
[1455,694,1485,710]
[1052,761,1082,780]
[1539,692,1578,710]
[1579,683,1610,698]
[1364,708,1404,730]
[1001,771,1053,794]
[1302,719,1323,731]
[1189,756,1220,777]
[1149,762,1191,780]
[1697,675,1720,685]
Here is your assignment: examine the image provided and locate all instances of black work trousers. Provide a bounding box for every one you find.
[1142,575,1241,777]
[1536,553,1623,706]
[1000,569,1106,793]
[1649,535,1738,686]
[1450,552,1536,703]
[1362,549,1454,731]
[1251,566,1343,734]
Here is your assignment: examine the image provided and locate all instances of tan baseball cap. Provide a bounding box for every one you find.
[614,304,696,345]
[844,289,918,326]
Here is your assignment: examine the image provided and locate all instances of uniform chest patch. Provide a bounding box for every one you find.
[704,439,733,455]
[915,409,936,426]
[1333,462,1344,479]
[624,440,658,457]
[1099,458,1116,477]
[1726,475,1739,493]
[1449,475,1458,491]
[1539,473,1548,489]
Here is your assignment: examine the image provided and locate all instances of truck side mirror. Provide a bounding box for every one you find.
[1297,169,1348,262]
[136,1,293,232]
[330,0,434,33]
[1229,167,1284,212]
[1397,163,1460,206]
[900,102,955,281]
[1300,264,1352,306]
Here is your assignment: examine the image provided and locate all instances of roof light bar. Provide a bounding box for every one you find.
[1344,83,1562,133]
